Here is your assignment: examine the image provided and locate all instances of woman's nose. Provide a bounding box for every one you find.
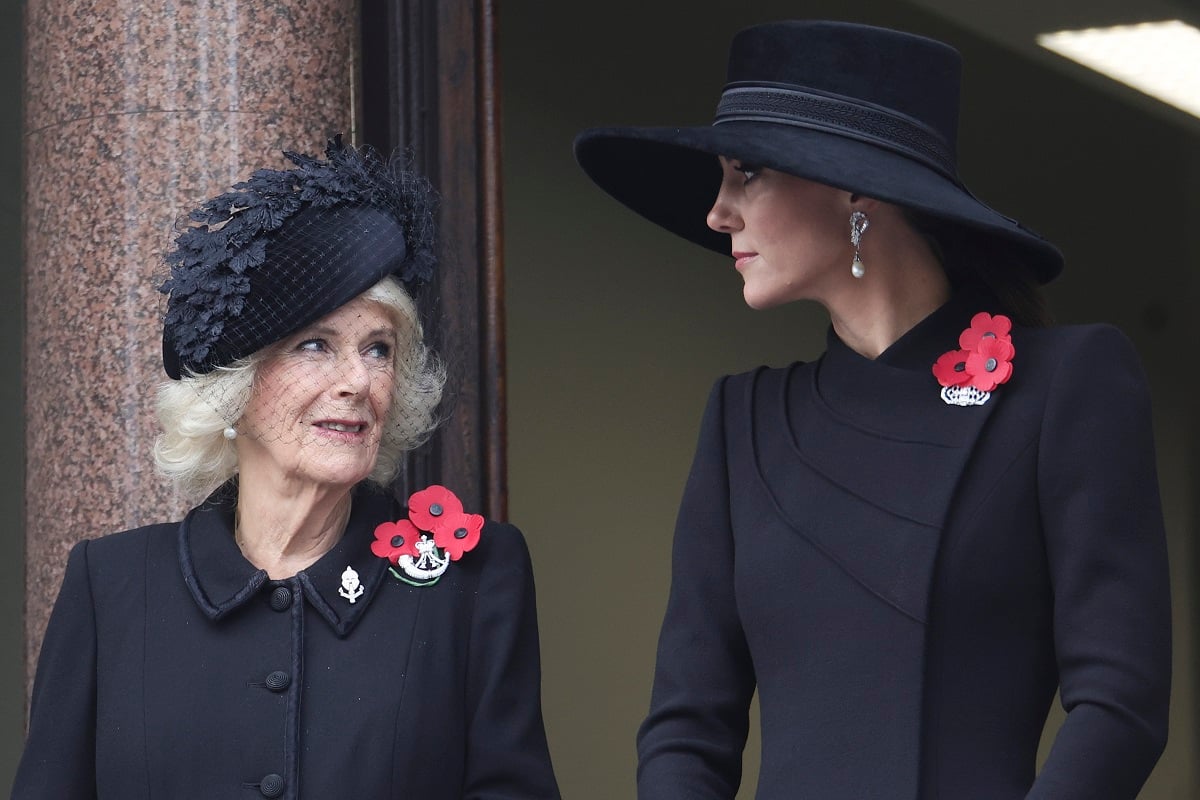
[706,184,742,234]
[335,355,372,397]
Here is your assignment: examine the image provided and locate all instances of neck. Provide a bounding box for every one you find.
[235,471,354,580]
[825,211,951,359]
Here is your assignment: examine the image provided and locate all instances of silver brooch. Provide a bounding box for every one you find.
[337,565,364,604]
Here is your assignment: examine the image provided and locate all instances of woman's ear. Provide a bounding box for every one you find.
[848,193,881,212]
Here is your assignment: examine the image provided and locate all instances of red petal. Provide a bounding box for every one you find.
[976,336,1014,361]
[959,312,1013,351]
[408,484,465,530]
[965,351,1011,391]
[373,520,399,543]
[932,349,973,387]
[991,360,1014,386]
[435,514,484,561]
[372,519,421,560]
[370,538,397,560]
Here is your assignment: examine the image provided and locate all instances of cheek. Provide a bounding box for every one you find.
[245,368,320,426]
[754,206,815,254]
[370,374,395,423]
[768,187,847,250]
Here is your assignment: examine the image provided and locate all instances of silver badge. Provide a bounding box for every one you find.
[337,565,364,604]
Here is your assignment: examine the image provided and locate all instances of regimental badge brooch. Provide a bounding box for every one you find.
[932,312,1015,406]
[371,485,484,587]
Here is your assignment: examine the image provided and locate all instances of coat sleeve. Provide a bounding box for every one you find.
[1028,326,1171,799]
[11,540,99,800]
[461,522,561,800]
[637,377,756,800]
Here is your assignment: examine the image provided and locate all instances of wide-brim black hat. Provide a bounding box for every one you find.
[161,136,436,380]
[574,20,1063,283]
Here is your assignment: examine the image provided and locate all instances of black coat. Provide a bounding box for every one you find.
[13,487,561,799]
[636,297,1171,799]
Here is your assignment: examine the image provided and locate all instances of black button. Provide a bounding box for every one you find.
[269,587,292,612]
[260,773,284,797]
[265,671,291,692]
[454,527,468,539]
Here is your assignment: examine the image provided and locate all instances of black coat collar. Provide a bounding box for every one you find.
[746,293,1007,622]
[178,485,399,638]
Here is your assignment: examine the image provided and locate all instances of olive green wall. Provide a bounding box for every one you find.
[0,0,24,792]
[502,1,1198,798]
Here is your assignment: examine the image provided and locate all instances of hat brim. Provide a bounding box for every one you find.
[574,123,1062,283]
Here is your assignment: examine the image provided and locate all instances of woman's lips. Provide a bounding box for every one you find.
[315,421,364,433]
[732,251,757,270]
[313,419,369,440]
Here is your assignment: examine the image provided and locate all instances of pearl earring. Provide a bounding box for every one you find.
[223,426,238,440]
[850,210,869,278]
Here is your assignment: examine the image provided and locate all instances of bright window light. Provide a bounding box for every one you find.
[1037,20,1200,118]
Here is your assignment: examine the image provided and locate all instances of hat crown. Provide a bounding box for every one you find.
[160,137,436,379]
[726,21,961,156]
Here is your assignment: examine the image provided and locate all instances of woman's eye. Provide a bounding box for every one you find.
[736,163,762,183]
[297,338,327,353]
[365,341,392,360]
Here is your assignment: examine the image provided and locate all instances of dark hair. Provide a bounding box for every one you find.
[904,209,1053,328]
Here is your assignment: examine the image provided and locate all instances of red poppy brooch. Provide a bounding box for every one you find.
[931,312,1015,406]
[371,485,484,587]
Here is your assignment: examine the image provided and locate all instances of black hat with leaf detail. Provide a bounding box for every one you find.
[160,135,437,380]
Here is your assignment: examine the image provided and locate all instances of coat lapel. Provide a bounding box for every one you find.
[179,486,401,637]
[749,297,1004,623]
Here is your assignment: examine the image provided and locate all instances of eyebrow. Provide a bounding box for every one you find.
[303,324,397,341]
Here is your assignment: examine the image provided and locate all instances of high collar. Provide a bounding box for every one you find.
[814,292,998,441]
[748,293,1007,624]
[828,290,988,370]
[178,485,399,637]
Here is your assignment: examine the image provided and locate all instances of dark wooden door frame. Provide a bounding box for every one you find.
[360,0,507,519]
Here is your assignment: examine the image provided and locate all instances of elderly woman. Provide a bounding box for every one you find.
[575,20,1170,800]
[13,138,561,799]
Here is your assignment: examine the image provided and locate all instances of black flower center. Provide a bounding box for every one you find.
[953,362,966,372]
[985,357,998,372]
[429,503,443,516]
[454,528,469,539]
[391,535,405,547]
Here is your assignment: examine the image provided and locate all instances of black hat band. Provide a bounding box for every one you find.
[714,84,958,181]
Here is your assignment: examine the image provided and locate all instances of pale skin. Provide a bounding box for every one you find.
[706,156,951,359]
[232,295,398,579]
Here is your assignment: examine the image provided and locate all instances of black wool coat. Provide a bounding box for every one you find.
[636,296,1171,800]
[13,487,561,800]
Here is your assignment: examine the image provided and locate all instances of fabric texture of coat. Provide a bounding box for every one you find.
[636,295,1171,800]
[13,485,561,800]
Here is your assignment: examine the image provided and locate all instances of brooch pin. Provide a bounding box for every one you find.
[338,566,364,604]
[932,311,1015,406]
[371,485,484,587]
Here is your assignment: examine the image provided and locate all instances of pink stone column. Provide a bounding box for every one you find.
[23,0,359,687]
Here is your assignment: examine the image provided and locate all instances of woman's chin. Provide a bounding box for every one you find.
[247,452,379,492]
[741,288,787,311]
